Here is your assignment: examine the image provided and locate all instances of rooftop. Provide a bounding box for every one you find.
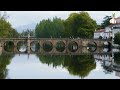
[95,29,105,33]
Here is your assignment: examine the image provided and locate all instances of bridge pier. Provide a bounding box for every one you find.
[14,40,18,53]
[27,38,31,54]
[51,40,56,54]
[65,39,69,54]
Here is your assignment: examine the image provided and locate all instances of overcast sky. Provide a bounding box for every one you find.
[1,11,120,28]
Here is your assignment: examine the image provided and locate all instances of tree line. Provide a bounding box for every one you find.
[1,11,120,45]
[0,12,19,38]
[35,12,97,38]
[0,11,113,39]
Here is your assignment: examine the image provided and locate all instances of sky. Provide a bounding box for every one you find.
[1,11,120,28]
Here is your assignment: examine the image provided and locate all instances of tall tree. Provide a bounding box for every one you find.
[0,12,19,38]
[101,16,112,28]
[114,32,120,45]
[35,17,65,38]
[35,12,97,38]
[20,29,34,37]
[64,11,97,38]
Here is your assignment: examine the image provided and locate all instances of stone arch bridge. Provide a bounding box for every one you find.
[0,38,112,55]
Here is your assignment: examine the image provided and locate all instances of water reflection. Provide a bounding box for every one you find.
[94,53,120,77]
[37,55,96,78]
[0,49,120,79]
[0,54,14,79]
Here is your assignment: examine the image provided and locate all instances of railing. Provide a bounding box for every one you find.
[0,37,112,41]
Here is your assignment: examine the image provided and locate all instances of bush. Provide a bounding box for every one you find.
[114,32,120,45]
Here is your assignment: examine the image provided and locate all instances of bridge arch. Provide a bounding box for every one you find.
[43,41,53,52]
[30,41,40,52]
[56,41,65,52]
[87,41,97,52]
[4,41,14,52]
[17,41,27,53]
[68,41,78,52]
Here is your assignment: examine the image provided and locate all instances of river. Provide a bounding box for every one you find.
[0,51,120,79]
[0,42,120,79]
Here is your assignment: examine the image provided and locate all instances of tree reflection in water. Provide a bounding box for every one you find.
[114,53,120,65]
[0,54,14,79]
[36,55,96,78]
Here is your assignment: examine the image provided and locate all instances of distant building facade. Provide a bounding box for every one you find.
[94,17,120,41]
[94,29,105,39]
[94,28,112,39]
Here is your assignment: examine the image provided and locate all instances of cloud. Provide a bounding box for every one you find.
[88,11,120,24]
[7,11,73,27]
[4,11,120,28]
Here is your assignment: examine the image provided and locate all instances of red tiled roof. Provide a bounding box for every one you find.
[109,23,120,26]
[95,29,105,33]
[107,25,113,28]
[115,17,120,19]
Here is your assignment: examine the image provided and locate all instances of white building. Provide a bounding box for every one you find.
[94,16,120,40]
[110,17,120,38]
[111,24,120,38]
[94,28,112,39]
[94,29,105,39]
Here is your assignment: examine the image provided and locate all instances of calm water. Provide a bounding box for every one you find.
[0,52,120,79]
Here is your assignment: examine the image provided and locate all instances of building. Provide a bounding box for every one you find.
[104,26,112,39]
[94,16,120,40]
[94,29,105,39]
[94,28,112,39]
[109,17,120,44]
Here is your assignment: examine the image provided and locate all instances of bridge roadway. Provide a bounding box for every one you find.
[0,38,112,54]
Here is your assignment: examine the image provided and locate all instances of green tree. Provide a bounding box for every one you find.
[101,16,112,28]
[10,29,20,38]
[0,12,19,38]
[20,29,34,37]
[64,12,97,38]
[35,17,65,38]
[97,25,102,29]
[114,53,120,64]
[114,32,120,45]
